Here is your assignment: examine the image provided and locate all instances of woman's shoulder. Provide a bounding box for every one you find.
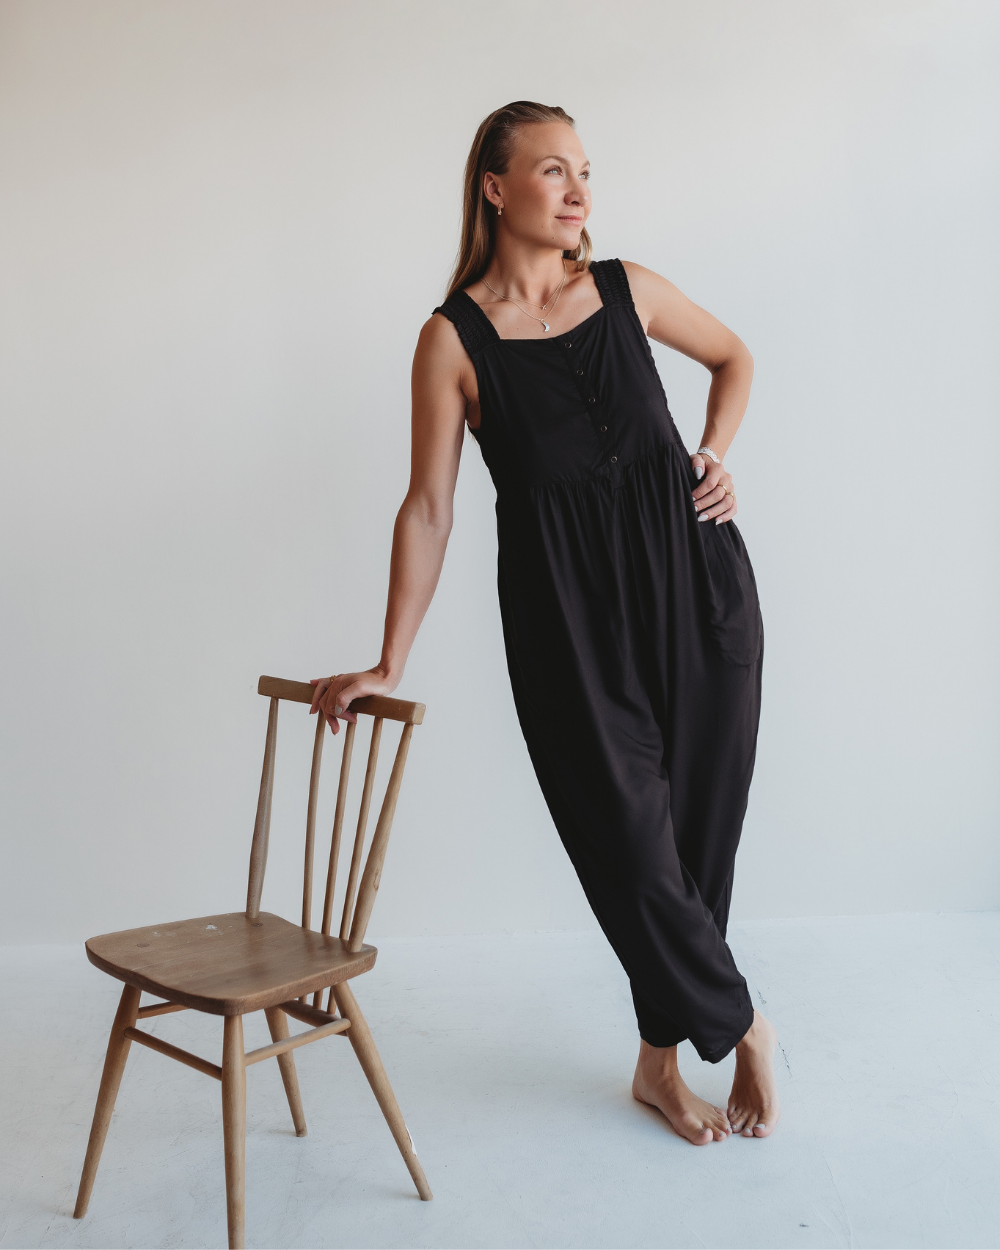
[617,259,668,287]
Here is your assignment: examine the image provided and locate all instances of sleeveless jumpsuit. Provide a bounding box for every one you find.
[434,259,763,1063]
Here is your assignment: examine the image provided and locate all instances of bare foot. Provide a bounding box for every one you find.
[728,1010,780,1138]
[632,1040,731,1145]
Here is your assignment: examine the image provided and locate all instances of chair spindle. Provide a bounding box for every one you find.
[301,714,326,930]
[340,717,383,941]
[246,697,279,921]
[320,719,356,936]
[348,721,414,952]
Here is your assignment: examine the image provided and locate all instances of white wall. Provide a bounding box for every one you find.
[1,0,997,945]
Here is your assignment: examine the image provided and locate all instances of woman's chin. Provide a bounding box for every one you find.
[551,228,584,251]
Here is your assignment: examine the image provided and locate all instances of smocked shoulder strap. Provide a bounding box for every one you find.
[433,291,498,360]
[590,258,634,308]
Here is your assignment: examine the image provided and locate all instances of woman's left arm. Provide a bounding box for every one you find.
[622,261,754,525]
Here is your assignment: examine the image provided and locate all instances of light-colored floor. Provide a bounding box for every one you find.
[2,912,998,1250]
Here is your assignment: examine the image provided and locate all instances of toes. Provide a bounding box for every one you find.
[741,1112,759,1137]
[753,1117,776,1137]
[678,1114,716,1146]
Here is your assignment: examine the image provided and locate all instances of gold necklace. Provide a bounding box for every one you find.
[482,260,567,333]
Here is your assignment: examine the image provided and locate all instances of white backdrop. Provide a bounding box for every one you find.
[1,0,997,944]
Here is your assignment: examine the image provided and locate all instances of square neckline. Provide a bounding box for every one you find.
[455,279,608,345]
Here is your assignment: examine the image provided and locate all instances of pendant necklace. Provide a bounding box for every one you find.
[482,259,567,333]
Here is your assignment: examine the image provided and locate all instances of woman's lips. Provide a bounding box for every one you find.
[557,216,583,225]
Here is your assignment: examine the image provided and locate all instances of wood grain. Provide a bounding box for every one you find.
[348,722,414,951]
[332,981,432,1201]
[85,912,375,1015]
[74,674,431,1246]
[244,1017,350,1066]
[301,713,326,930]
[258,675,425,725]
[246,697,278,921]
[73,984,141,1219]
[221,1016,246,1249]
[264,1007,307,1136]
[123,1027,222,1080]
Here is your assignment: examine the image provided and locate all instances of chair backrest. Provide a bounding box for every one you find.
[246,676,425,952]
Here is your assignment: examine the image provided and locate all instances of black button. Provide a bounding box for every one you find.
[610,456,618,464]
[563,341,572,348]
[576,369,584,376]
[599,424,607,433]
[588,396,596,403]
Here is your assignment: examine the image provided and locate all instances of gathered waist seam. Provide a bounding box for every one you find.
[493,438,687,502]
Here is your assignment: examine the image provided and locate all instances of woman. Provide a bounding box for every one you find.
[310,101,779,1146]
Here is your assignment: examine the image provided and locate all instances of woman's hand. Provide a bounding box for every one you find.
[691,453,737,526]
[309,664,400,734]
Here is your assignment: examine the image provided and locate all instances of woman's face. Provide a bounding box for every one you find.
[485,121,591,252]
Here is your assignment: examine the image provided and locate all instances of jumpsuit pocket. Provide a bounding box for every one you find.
[699,521,763,667]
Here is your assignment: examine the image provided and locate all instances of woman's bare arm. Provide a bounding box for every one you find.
[310,314,473,732]
[623,261,754,525]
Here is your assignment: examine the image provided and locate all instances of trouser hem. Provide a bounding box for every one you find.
[694,995,756,1064]
[638,992,755,1064]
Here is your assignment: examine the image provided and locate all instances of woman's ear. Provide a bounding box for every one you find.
[483,171,502,210]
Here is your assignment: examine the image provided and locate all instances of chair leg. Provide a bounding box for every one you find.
[221,1016,247,1250]
[74,983,141,1219]
[264,1007,307,1136]
[332,981,432,1200]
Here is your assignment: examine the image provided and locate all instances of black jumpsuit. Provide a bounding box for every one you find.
[435,259,763,1063]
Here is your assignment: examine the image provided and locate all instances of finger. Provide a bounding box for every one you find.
[691,453,706,481]
[331,686,360,724]
[699,492,736,522]
[693,473,732,503]
[310,678,331,713]
[714,496,738,525]
[325,711,340,734]
[320,687,342,720]
[693,483,727,512]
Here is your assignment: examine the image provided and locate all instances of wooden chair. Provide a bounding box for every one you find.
[73,675,432,1249]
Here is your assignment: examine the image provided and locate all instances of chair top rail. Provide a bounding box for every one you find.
[258,676,425,725]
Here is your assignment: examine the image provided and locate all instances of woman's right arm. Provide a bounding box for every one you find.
[309,314,473,734]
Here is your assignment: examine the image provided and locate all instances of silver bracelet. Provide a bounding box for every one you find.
[696,445,721,464]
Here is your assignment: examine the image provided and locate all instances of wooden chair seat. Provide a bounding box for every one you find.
[86,912,377,1016]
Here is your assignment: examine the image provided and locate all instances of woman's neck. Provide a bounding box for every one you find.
[482,238,568,305]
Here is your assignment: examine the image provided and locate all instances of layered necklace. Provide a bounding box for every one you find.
[482,259,567,333]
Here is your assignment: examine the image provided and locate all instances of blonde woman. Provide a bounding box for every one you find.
[311,101,778,1145]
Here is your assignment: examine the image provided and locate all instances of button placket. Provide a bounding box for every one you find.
[564,339,612,454]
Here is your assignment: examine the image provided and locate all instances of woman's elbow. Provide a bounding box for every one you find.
[399,494,453,535]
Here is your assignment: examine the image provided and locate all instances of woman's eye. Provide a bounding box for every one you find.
[545,166,561,175]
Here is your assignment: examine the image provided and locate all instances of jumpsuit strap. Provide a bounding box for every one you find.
[433,291,499,361]
[589,257,635,308]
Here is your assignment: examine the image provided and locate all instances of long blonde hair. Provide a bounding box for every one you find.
[445,101,592,302]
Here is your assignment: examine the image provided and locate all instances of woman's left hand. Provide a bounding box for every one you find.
[691,453,738,525]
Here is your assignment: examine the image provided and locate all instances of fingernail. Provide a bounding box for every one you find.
[715,518,722,525]
[695,465,704,479]
[699,513,708,522]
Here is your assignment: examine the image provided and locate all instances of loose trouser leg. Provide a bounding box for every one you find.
[503,625,755,1063]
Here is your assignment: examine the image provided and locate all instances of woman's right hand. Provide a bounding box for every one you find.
[309,664,400,734]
